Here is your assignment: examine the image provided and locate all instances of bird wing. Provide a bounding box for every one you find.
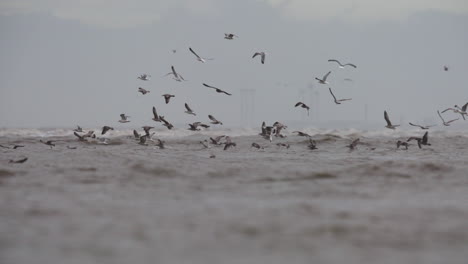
[437,110,445,122]
[164,96,170,104]
[338,98,352,102]
[185,103,193,112]
[203,83,217,89]
[294,102,303,107]
[189,47,201,59]
[422,132,429,144]
[328,59,343,67]
[120,114,126,120]
[384,111,392,126]
[323,71,331,81]
[462,102,468,112]
[409,122,422,129]
[171,66,177,75]
[133,130,140,138]
[73,132,83,139]
[328,88,338,102]
[208,115,217,122]
[447,118,459,124]
[261,53,265,64]
[222,90,232,96]
[344,63,357,68]
[139,135,147,144]
[252,52,261,58]
[152,107,159,119]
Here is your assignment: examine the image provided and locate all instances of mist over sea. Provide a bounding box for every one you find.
[1,126,468,264]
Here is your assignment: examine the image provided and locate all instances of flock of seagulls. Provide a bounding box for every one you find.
[4,33,465,164]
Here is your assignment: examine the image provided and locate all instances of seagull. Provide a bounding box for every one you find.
[9,157,28,163]
[101,126,114,135]
[328,59,357,69]
[272,122,287,138]
[160,116,174,130]
[40,140,55,148]
[142,126,154,137]
[315,71,331,84]
[444,65,449,71]
[203,83,232,96]
[184,103,196,116]
[74,132,88,141]
[164,66,185,82]
[189,47,213,63]
[252,52,266,64]
[294,102,310,115]
[308,138,318,150]
[224,33,238,40]
[74,126,83,132]
[251,142,264,149]
[407,131,431,149]
[384,111,400,129]
[329,88,352,104]
[210,135,225,145]
[293,131,311,137]
[188,122,202,131]
[138,135,148,146]
[162,94,175,104]
[437,110,459,126]
[133,130,141,139]
[137,74,151,81]
[347,138,360,151]
[138,87,150,95]
[152,107,161,122]
[443,102,468,120]
[155,139,165,149]
[408,122,435,130]
[396,140,409,150]
[119,114,130,123]
[223,137,236,150]
[208,115,223,125]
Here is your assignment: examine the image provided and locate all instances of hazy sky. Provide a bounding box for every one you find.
[1,0,467,128]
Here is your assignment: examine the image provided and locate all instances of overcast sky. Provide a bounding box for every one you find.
[1,0,467,128]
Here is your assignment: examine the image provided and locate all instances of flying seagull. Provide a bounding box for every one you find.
[437,110,459,126]
[384,111,399,129]
[162,94,175,104]
[442,102,468,120]
[210,135,225,145]
[184,103,196,116]
[328,87,352,104]
[160,116,174,130]
[164,66,185,82]
[252,52,266,64]
[119,114,130,123]
[407,131,431,149]
[152,107,161,122]
[101,126,114,135]
[294,102,310,116]
[396,140,409,150]
[74,132,88,141]
[328,59,357,69]
[40,140,55,148]
[137,74,151,81]
[9,157,28,164]
[138,135,148,146]
[203,83,232,96]
[142,126,154,137]
[189,47,213,63]
[208,115,223,125]
[315,71,331,84]
[138,87,150,95]
[224,33,238,40]
[408,122,435,130]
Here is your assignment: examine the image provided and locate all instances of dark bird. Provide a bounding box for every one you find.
[347,138,360,151]
[152,107,161,122]
[407,131,431,149]
[384,111,400,129]
[155,139,165,149]
[252,52,266,64]
[444,65,449,71]
[9,157,28,163]
[133,130,141,139]
[160,116,174,130]
[224,33,238,40]
[251,142,264,149]
[184,103,196,116]
[74,132,87,141]
[138,87,150,95]
[328,59,357,68]
[74,126,83,132]
[294,102,310,116]
[224,142,237,150]
[328,87,352,104]
[208,114,223,125]
[142,126,154,137]
[13,145,24,149]
[162,94,175,104]
[138,135,148,146]
[210,135,225,145]
[315,71,331,84]
[203,83,232,96]
[101,126,114,135]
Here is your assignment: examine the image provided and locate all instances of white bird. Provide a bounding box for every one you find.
[437,110,459,126]
[119,114,130,123]
[184,103,196,116]
[328,87,352,104]
[224,33,238,40]
[315,71,331,84]
[189,47,213,63]
[137,74,151,81]
[408,122,435,130]
[164,66,185,82]
[384,111,399,129]
[208,115,223,125]
[442,102,468,120]
[252,52,266,64]
[328,59,357,69]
